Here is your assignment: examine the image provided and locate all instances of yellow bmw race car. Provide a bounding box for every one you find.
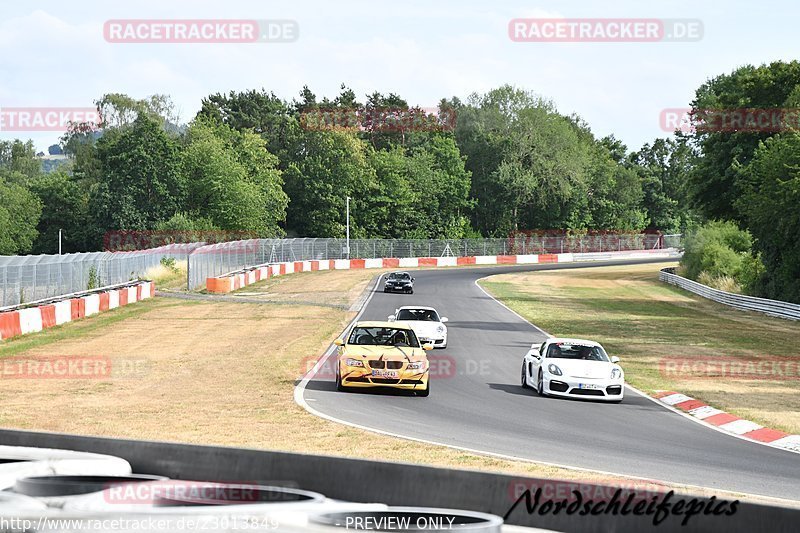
[334,321,432,396]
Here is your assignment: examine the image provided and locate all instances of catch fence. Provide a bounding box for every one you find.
[0,234,682,301]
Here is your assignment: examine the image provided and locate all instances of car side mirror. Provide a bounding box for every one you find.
[412,277,415,281]
[387,315,395,322]
[422,344,433,351]
[531,343,538,349]
[334,339,344,346]
[440,317,448,323]
[611,356,620,364]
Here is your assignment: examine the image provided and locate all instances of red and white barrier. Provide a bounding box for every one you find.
[0,281,155,342]
[205,249,677,294]
[653,391,800,453]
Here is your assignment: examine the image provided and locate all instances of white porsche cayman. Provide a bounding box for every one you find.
[521,338,624,402]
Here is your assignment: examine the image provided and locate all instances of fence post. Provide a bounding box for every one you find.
[32,262,36,302]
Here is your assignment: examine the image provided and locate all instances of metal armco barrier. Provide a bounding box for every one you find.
[659,268,800,321]
[0,429,797,532]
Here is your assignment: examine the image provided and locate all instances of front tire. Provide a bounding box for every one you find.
[521,363,529,389]
[536,370,546,396]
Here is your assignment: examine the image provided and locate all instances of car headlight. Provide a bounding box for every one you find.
[547,364,562,376]
[611,368,623,379]
[345,358,364,367]
[436,326,445,333]
[407,361,426,370]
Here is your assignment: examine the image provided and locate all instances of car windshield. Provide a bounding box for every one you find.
[396,309,439,322]
[546,343,609,362]
[388,273,410,280]
[348,327,420,347]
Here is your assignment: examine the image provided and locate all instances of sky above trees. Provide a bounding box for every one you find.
[3,1,798,151]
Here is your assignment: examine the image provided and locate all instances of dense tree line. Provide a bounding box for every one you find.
[680,60,800,302]
[1,84,700,258]
[2,68,794,300]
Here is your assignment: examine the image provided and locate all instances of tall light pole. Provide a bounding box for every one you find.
[345,196,351,259]
[58,229,63,255]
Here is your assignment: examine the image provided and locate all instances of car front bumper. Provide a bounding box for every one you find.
[384,284,412,292]
[340,366,429,390]
[544,376,624,401]
[418,334,447,347]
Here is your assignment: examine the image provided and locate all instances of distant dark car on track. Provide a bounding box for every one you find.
[383,271,414,294]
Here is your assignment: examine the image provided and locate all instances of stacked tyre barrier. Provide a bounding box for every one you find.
[0,281,155,341]
[206,249,679,294]
[0,445,514,533]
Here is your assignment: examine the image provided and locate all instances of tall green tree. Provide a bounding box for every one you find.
[687,60,800,220]
[630,138,696,233]
[479,98,590,231]
[197,89,300,164]
[0,175,41,254]
[182,119,287,235]
[283,130,376,237]
[405,136,474,238]
[29,170,92,253]
[737,132,800,302]
[90,113,185,236]
[0,140,41,184]
[364,147,417,238]
[585,144,645,231]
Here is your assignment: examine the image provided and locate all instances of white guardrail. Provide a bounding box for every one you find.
[659,268,800,321]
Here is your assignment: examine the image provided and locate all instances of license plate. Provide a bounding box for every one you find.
[578,383,601,390]
[372,370,398,378]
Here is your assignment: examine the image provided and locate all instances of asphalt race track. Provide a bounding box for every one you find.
[299,259,800,500]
